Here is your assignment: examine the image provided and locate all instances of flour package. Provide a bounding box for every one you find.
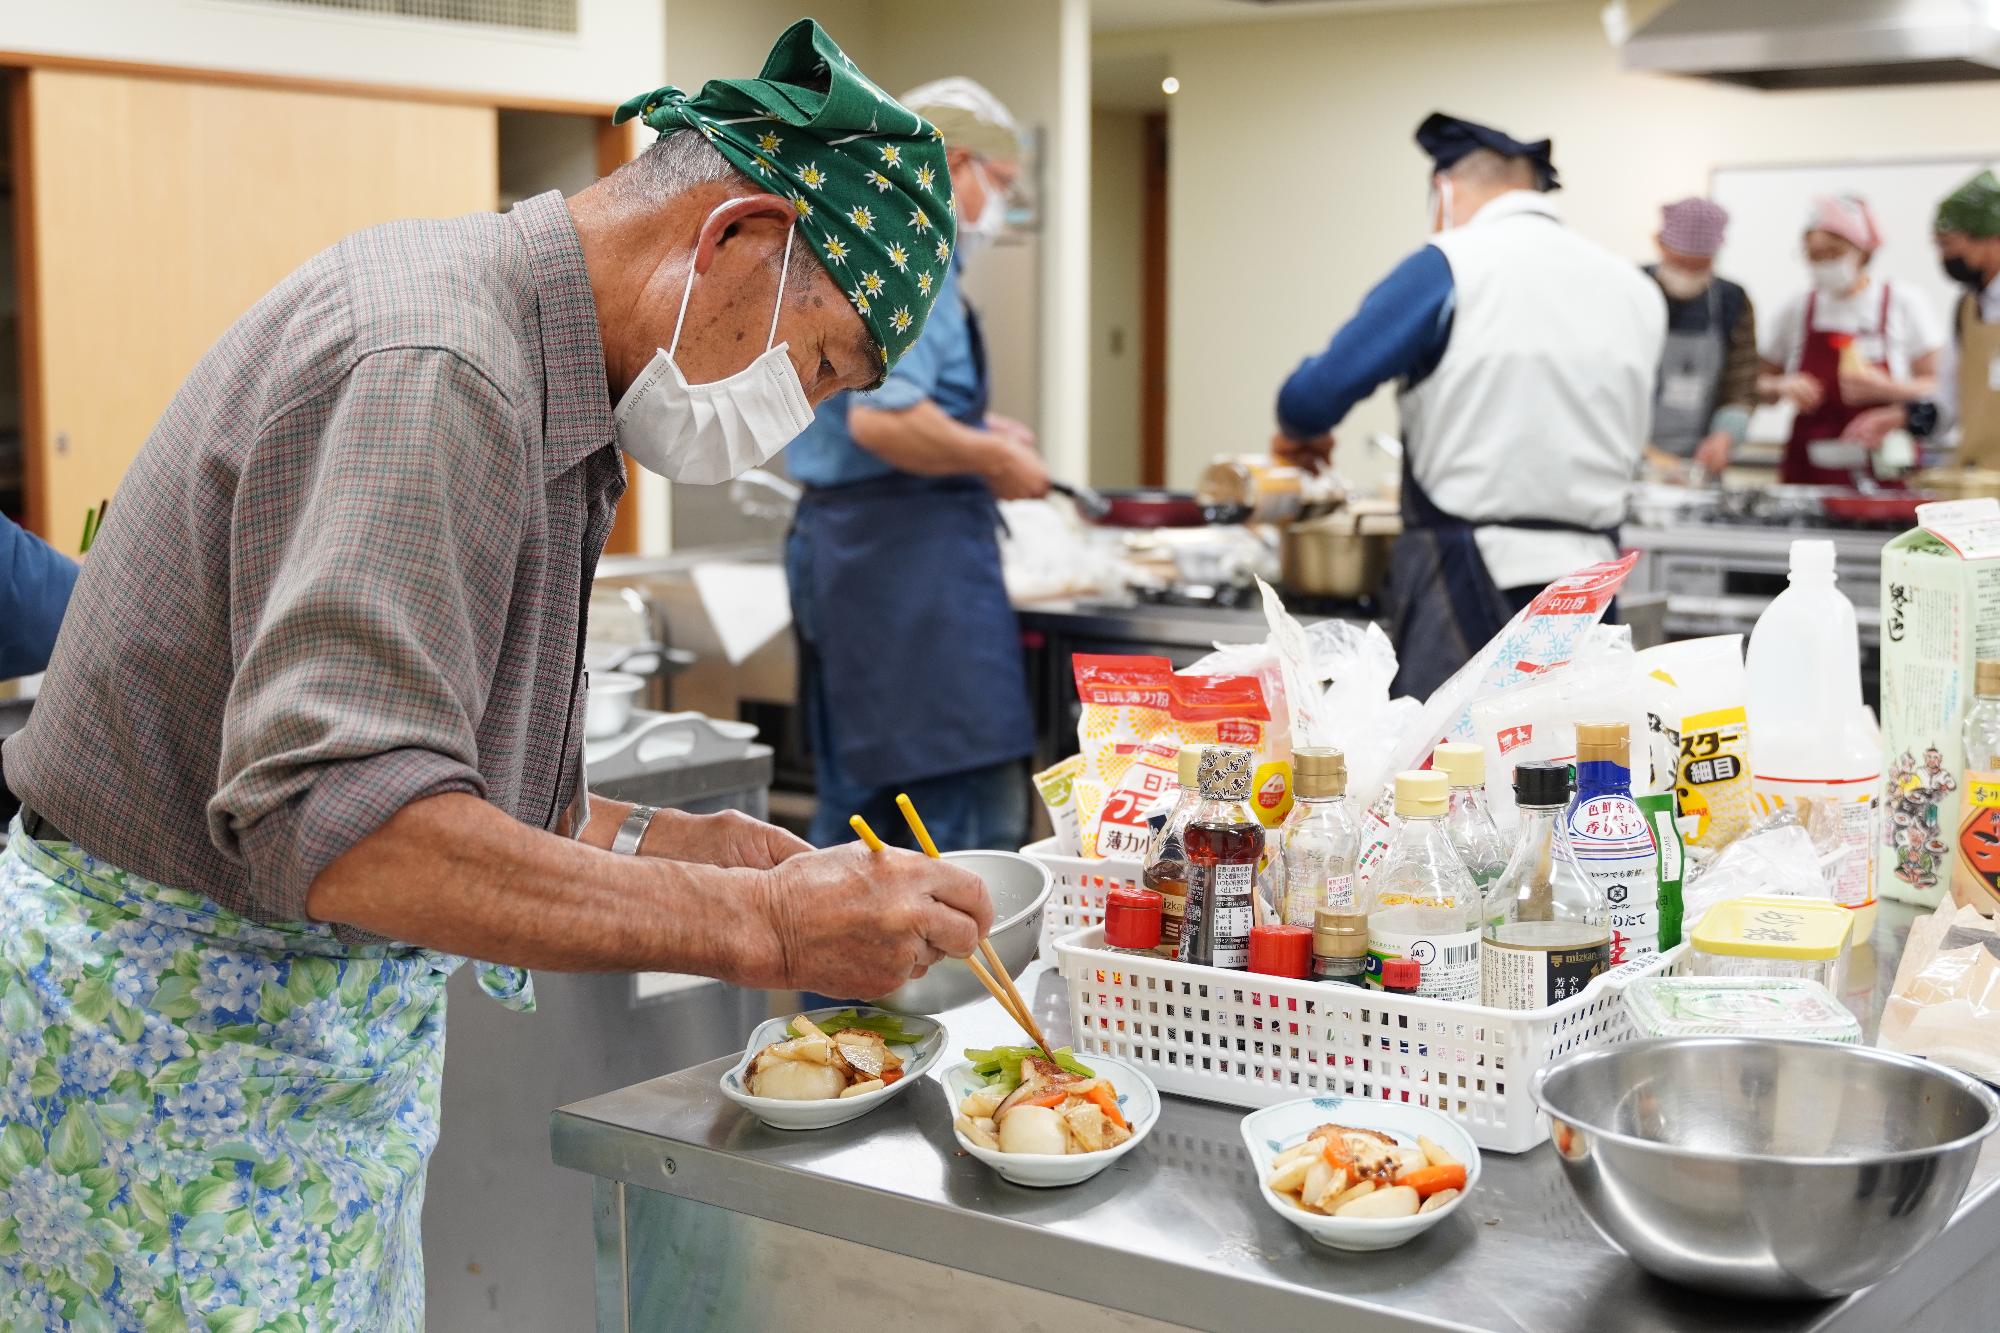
[1636,635,1755,853]
[1878,500,2000,907]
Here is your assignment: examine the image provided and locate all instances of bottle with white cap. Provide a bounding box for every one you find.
[1746,538,1883,941]
[1433,741,1508,892]
[1362,770,1481,1002]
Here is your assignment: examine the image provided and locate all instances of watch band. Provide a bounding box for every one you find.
[612,804,661,856]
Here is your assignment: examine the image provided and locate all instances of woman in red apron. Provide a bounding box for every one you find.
[1780,283,1896,485]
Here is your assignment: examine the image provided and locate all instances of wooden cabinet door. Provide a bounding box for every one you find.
[17,69,497,550]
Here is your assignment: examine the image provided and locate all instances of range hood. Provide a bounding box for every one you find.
[1617,0,2000,89]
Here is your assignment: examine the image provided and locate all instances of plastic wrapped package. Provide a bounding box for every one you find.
[1625,977,1861,1043]
[1879,899,2000,1081]
[1680,809,1836,934]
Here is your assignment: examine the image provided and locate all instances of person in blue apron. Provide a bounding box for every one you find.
[1642,198,1758,479]
[1272,112,1665,701]
[786,77,1044,854]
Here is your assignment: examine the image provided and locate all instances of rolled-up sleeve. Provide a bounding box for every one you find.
[209,348,526,918]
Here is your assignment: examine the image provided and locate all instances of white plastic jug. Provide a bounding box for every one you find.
[1745,539,1882,939]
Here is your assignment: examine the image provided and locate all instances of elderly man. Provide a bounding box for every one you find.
[1273,112,1664,699]
[0,22,987,1330]
[1644,198,1758,478]
[785,77,1044,855]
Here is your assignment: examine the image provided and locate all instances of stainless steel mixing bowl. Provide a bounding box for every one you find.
[1533,1038,1999,1299]
[872,850,1052,1015]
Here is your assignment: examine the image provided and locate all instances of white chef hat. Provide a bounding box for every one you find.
[899,76,1022,166]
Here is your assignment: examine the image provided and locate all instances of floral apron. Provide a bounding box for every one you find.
[0,821,531,1332]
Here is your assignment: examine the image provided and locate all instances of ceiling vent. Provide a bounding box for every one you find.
[237,0,578,36]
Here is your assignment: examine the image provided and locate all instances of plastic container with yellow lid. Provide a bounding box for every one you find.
[1689,895,1854,994]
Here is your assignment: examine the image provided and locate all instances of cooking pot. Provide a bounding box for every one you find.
[1909,466,2000,502]
[1280,506,1399,598]
[584,672,646,740]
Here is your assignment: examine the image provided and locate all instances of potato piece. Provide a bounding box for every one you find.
[956,1114,1000,1150]
[1267,1156,1312,1196]
[1418,1188,1460,1214]
[1418,1135,1461,1170]
[999,1104,1069,1155]
[1062,1101,1110,1154]
[1300,1157,1337,1211]
[1326,1178,1376,1212]
[748,1060,845,1101]
[1273,1140,1322,1169]
[769,1035,833,1065]
[1102,1118,1132,1149]
[1335,1185,1421,1219]
[791,1015,829,1042]
[838,1079,885,1098]
[959,1087,1005,1119]
[1397,1146,1428,1178]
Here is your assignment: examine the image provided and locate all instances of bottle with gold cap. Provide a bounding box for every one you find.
[1362,770,1482,1001]
[1433,741,1507,892]
[1565,722,1660,963]
[1143,744,1205,960]
[1278,747,1360,926]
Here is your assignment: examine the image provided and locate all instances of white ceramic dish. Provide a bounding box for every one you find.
[1239,1097,1483,1252]
[720,1008,945,1131]
[583,671,646,739]
[939,1052,1159,1188]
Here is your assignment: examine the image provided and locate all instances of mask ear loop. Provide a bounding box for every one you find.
[765,222,797,353]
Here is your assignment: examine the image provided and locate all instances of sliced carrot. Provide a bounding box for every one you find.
[1027,1089,1069,1109]
[881,1070,903,1086]
[1085,1082,1128,1129]
[1321,1137,1355,1172]
[1394,1163,1467,1198]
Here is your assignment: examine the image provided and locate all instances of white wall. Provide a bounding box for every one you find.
[1099,0,2000,486]
[0,0,664,106]
[1091,107,1146,488]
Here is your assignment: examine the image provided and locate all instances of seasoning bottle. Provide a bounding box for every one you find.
[1566,723,1660,965]
[1180,745,1265,970]
[1103,887,1164,957]
[1381,958,1422,997]
[1247,924,1313,979]
[1435,742,1508,893]
[1143,745,1203,959]
[1482,761,1610,1009]
[1362,770,1481,1000]
[1279,747,1360,927]
[1311,909,1368,987]
[1956,661,2000,916]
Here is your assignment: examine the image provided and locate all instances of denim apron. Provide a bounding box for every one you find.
[0,821,530,1331]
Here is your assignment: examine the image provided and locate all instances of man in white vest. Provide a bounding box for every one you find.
[1274,112,1666,699]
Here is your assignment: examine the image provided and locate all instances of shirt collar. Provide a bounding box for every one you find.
[1982,272,2000,320]
[508,191,615,481]
[1466,189,1561,228]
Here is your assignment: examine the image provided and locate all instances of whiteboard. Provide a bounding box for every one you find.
[1710,155,1998,356]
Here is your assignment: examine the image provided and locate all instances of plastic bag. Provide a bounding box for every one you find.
[1680,808,1834,934]
[1879,899,2000,1081]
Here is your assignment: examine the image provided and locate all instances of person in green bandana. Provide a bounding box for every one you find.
[0,21,989,1331]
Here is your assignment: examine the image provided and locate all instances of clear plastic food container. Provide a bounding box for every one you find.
[1623,976,1861,1044]
[1688,895,1854,994]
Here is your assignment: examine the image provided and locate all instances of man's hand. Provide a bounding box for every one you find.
[1838,361,1902,407]
[986,412,1037,451]
[1775,373,1826,413]
[1843,405,1909,450]
[981,434,1051,500]
[1694,430,1733,476]
[641,808,811,871]
[747,843,995,998]
[1272,430,1334,474]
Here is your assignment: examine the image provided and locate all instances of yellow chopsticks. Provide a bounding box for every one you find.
[849,802,1056,1061]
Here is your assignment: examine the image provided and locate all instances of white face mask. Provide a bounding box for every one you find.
[1809,254,1861,297]
[1427,175,1455,235]
[613,209,813,486]
[957,159,1007,265]
[1657,262,1712,302]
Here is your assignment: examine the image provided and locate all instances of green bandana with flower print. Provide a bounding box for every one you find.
[615,19,957,373]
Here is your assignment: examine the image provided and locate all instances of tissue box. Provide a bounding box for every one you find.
[1878,499,2000,907]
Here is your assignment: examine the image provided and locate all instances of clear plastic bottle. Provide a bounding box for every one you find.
[1434,742,1508,891]
[1567,723,1660,964]
[1482,761,1610,1009]
[1746,538,1883,940]
[1966,662,2000,770]
[1180,746,1265,970]
[1363,770,1482,1001]
[1142,745,1203,959]
[1278,747,1360,926]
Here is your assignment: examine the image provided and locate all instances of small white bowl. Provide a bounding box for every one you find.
[939,1052,1159,1188]
[1239,1097,1482,1252]
[720,1008,945,1131]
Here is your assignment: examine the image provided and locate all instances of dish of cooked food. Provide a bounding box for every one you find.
[745,1012,914,1101]
[1264,1123,1468,1219]
[953,1045,1135,1156]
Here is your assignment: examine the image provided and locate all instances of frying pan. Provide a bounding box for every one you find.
[1049,481,1250,528]
[1820,490,1930,526]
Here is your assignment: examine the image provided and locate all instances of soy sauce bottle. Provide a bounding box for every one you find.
[1181,745,1265,970]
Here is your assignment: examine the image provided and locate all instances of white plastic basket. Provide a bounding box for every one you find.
[1023,837,1145,961]
[1055,925,1689,1154]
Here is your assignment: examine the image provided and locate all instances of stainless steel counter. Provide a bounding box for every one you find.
[551,903,2000,1333]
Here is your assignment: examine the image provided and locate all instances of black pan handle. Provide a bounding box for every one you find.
[1050,480,1114,522]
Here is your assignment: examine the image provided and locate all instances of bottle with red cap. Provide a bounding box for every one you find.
[1380,958,1422,996]
[1104,887,1164,956]
[1247,924,1313,979]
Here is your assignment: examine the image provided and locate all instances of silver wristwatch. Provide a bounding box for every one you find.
[611,804,661,856]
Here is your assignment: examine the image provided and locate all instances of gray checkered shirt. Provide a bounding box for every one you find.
[3,191,625,934]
